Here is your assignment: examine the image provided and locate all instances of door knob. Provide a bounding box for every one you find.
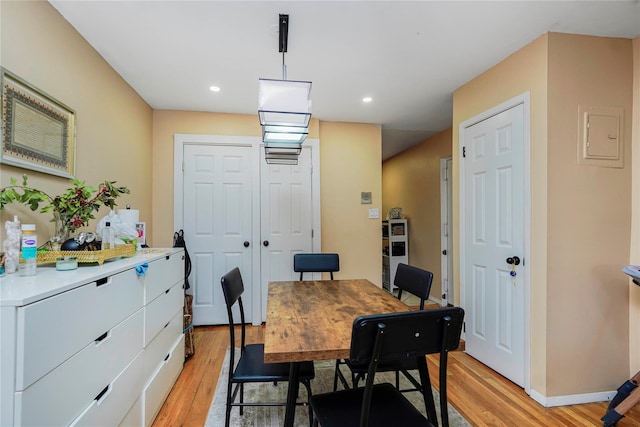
[506,256,520,266]
[263,240,269,247]
[243,241,250,248]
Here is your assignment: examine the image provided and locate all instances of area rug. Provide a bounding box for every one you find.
[205,348,471,427]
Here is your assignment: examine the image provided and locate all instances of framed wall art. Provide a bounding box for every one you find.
[1,68,76,178]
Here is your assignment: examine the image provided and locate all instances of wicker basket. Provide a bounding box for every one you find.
[37,244,135,265]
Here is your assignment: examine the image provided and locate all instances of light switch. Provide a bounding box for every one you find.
[368,208,379,219]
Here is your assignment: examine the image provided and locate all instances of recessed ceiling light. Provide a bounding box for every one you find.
[362,97,373,103]
[209,86,221,92]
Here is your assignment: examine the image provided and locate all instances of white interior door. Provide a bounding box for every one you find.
[183,144,254,325]
[462,102,526,387]
[260,146,313,322]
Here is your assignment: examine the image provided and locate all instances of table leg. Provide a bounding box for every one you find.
[284,362,301,427]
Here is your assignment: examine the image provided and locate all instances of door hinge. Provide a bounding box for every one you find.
[442,165,448,181]
[311,229,314,238]
[462,146,466,158]
[182,161,185,172]
[463,321,466,333]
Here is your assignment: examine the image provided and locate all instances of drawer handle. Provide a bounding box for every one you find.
[95,331,109,343]
[165,288,170,294]
[164,320,170,329]
[164,353,170,362]
[95,384,111,403]
[166,255,170,260]
[96,277,109,287]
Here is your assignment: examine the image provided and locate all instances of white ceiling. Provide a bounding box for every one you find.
[48,1,640,160]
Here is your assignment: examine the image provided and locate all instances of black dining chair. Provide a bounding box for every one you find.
[293,253,340,280]
[310,307,465,427]
[292,253,346,391]
[335,263,434,393]
[220,267,315,427]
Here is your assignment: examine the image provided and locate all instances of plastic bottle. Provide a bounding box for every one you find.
[19,224,37,276]
[101,221,115,250]
[3,215,20,274]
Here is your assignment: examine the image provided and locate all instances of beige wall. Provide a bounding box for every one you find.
[382,128,452,299]
[631,37,640,375]
[454,32,635,398]
[546,32,632,396]
[318,122,382,285]
[0,1,152,244]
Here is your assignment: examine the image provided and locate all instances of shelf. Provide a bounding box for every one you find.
[382,219,408,293]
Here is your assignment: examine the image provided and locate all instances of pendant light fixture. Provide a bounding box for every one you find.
[258,14,312,164]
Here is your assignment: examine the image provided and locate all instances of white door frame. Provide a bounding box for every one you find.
[459,92,532,393]
[440,156,453,306]
[173,134,321,324]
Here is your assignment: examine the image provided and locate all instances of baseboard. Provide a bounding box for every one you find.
[529,388,616,407]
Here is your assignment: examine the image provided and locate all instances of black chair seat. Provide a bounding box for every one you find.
[233,343,315,383]
[311,382,431,427]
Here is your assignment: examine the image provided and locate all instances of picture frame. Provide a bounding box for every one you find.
[135,222,146,246]
[1,67,76,178]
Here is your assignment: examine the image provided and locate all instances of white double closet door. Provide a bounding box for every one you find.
[175,135,318,326]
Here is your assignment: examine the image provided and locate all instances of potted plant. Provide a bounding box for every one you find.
[0,174,130,246]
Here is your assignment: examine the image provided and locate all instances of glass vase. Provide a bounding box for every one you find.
[52,212,72,250]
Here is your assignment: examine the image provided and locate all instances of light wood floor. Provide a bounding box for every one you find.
[152,325,640,427]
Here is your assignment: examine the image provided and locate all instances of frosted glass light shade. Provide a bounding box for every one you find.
[264,143,302,156]
[263,125,308,144]
[258,78,312,127]
[265,151,299,165]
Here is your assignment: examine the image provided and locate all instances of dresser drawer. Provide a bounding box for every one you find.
[69,351,145,427]
[144,252,184,304]
[145,281,184,346]
[143,309,183,380]
[120,396,142,427]
[14,309,143,427]
[143,334,185,427]
[16,268,144,391]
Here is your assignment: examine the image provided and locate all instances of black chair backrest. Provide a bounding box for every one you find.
[221,267,244,310]
[220,267,247,364]
[349,307,464,366]
[350,307,465,427]
[293,253,340,280]
[394,263,433,310]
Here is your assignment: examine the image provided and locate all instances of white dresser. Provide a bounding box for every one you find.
[0,248,185,427]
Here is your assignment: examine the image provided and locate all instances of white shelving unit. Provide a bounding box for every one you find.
[382,219,408,293]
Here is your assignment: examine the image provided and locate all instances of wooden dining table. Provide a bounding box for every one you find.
[264,279,410,427]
